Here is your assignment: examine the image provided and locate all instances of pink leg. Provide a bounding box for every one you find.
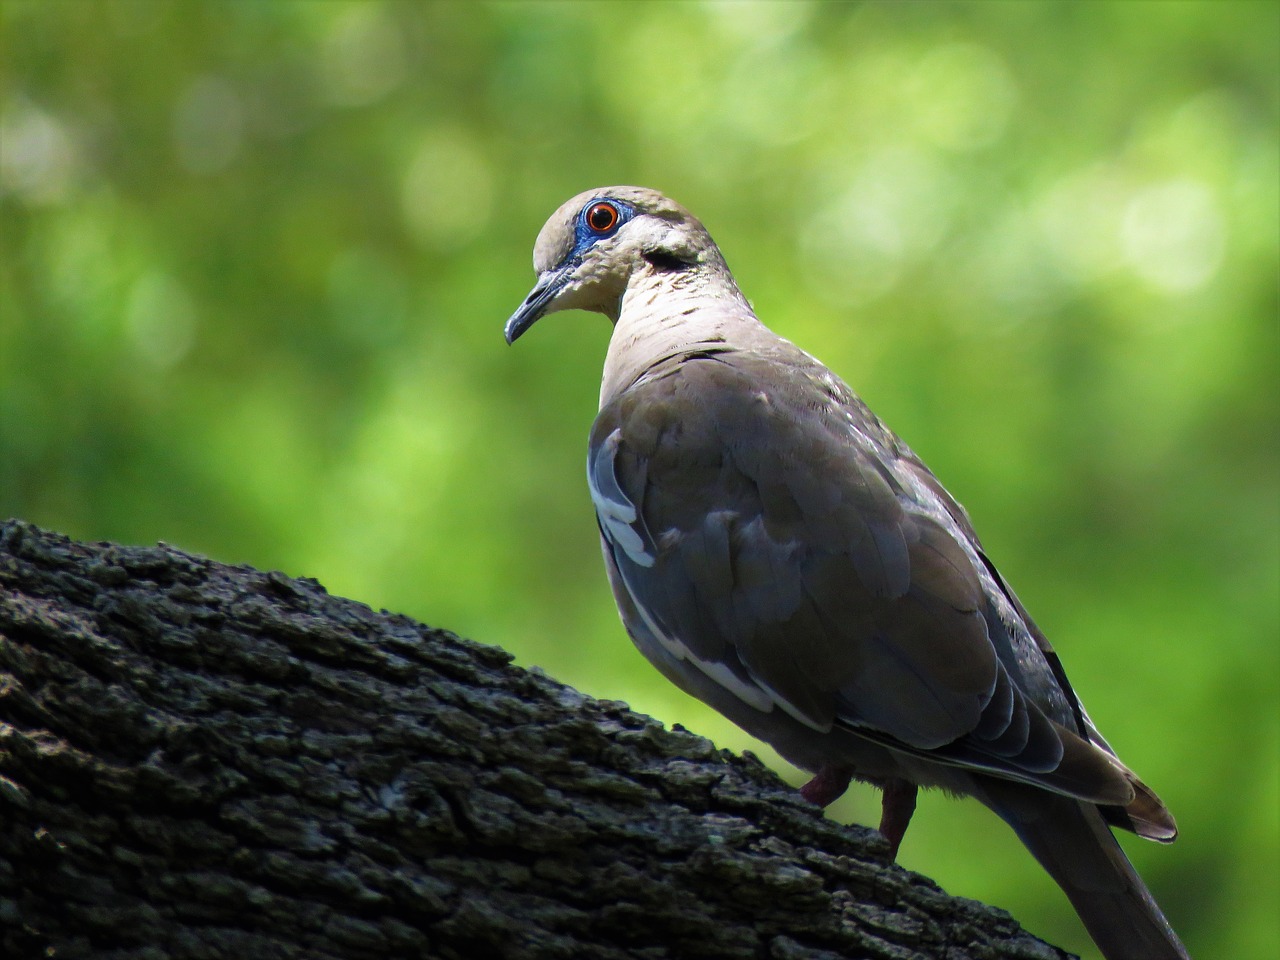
[878,777,918,860]
[799,765,853,808]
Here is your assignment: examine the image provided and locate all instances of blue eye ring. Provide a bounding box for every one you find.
[584,200,622,234]
[570,198,633,256]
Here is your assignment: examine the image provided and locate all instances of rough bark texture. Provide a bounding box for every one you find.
[0,520,1071,960]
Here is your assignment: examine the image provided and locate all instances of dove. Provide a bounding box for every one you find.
[505,186,1188,960]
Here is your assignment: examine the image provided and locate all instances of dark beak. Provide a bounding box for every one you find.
[504,262,576,344]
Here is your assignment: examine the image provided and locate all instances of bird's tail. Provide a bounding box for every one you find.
[980,778,1190,960]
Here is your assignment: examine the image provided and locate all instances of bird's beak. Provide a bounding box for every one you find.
[504,261,576,344]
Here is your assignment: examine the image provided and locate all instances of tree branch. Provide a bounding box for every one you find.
[0,519,1069,959]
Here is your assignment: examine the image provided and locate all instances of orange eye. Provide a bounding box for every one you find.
[585,201,620,233]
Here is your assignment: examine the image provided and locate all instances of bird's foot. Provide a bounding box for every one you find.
[878,778,918,861]
[799,765,854,808]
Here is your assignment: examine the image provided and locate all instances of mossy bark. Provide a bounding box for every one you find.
[0,520,1069,960]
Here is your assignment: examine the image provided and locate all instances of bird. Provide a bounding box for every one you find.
[504,186,1189,960]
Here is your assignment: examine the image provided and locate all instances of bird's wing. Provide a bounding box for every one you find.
[589,349,1137,807]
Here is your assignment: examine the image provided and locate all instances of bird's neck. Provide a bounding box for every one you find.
[600,264,758,407]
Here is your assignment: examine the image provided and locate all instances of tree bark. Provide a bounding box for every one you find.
[0,519,1070,960]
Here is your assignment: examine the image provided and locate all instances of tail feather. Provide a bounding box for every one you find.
[980,777,1189,960]
[1102,776,1179,842]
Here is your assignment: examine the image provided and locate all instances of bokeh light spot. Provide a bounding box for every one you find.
[401,129,494,249]
[318,4,408,108]
[125,272,198,368]
[1121,179,1225,294]
[799,147,952,307]
[1,97,78,204]
[173,75,244,175]
[907,42,1018,151]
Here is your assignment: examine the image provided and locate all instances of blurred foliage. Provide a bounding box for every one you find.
[2,2,1277,957]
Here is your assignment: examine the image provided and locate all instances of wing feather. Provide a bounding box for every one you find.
[591,350,1138,808]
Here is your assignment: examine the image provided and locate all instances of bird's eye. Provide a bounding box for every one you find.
[585,201,620,234]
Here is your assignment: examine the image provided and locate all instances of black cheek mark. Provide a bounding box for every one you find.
[642,249,693,272]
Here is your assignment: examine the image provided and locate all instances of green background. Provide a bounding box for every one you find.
[3,2,1277,957]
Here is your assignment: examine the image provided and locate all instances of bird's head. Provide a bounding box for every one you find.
[504,186,717,344]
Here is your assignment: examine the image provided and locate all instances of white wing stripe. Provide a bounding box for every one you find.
[588,428,655,568]
[615,551,775,714]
